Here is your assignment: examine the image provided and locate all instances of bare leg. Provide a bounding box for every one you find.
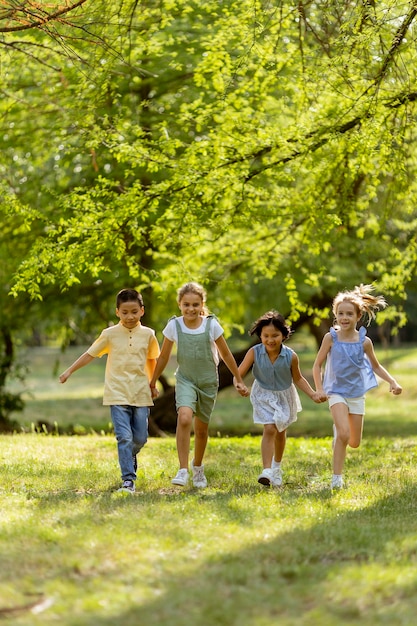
[348,413,364,448]
[331,403,364,476]
[176,406,193,469]
[261,424,277,467]
[273,429,287,463]
[193,416,209,466]
[331,402,350,475]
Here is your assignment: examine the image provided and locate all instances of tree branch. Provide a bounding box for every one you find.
[0,0,90,33]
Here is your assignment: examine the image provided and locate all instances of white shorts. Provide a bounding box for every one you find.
[328,394,365,415]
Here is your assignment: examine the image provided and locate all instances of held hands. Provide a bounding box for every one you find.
[233,380,250,397]
[312,390,328,404]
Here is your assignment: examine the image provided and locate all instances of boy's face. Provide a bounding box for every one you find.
[116,301,144,329]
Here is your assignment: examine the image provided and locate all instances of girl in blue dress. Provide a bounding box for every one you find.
[313,284,402,489]
[237,311,326,487]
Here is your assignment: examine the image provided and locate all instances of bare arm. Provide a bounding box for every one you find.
[149,338,174,398]
[364,338,402,395]
[237,347,255,379]
[312,333,332,394]
[59,351,95,383]
[215,335,249,396]
[291,353,327,403]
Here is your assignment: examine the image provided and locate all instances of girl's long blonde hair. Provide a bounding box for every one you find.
[332,284,387,326]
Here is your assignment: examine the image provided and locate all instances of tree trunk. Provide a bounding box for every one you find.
[0,327,23,432]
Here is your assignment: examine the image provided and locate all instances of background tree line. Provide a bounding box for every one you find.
[0,0,416,430]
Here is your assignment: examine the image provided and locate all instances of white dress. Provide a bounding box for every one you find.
[251,379,302,431]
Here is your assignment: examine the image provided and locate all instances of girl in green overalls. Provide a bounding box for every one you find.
[150,282,248,488]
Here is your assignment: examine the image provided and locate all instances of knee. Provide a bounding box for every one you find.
[349,438,361,449]
[116,433,133,445]
[335,428,350,446]
[263,424,276,437]
[275,429,286,443]
[134,435,147,449]
[177,410,193,429]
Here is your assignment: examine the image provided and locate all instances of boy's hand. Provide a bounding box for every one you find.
[150,386,159,399]
[59,372,70,384]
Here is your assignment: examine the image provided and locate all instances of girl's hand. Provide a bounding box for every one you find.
[234,382,249,397]
[150,386,159,399]
[390,382,402,395]
[311,391,327,403]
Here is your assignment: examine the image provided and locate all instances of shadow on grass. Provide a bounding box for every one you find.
[5,462,416,626]
[49,484,417,626]
[2,434,417,625]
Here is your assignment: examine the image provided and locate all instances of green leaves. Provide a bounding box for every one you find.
[1,0,417,330]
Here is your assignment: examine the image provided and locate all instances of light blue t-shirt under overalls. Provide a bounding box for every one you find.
[174,316,219,424]
[323,326,378,397]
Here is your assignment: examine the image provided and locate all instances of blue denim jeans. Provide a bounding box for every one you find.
[110,405,149,481]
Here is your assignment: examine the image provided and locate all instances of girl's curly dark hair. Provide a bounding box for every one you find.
[249,310,292,340]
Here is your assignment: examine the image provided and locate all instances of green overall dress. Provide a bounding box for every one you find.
[174,316,219,423]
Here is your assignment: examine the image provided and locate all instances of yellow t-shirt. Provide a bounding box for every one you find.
[87,322,160,406]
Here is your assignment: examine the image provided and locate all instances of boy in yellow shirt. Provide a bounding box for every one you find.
[59,289,160,493]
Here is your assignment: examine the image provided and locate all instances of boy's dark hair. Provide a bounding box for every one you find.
[116,289,144,308]
[249,310,291,340]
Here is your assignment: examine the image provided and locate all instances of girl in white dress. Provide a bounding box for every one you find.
[237,311,326,487]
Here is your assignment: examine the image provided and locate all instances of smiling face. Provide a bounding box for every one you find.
[178,291,204,327]
[335,300,361,331]
[116,300,144,329]
[260,323,284,355]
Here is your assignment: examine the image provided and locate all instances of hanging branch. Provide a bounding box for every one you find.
[0,0,90,33]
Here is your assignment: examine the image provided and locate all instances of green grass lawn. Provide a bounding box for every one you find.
[1,434,417,625]
[1,344,416,625]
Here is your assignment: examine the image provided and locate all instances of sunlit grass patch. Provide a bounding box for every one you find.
[1,434,417,624]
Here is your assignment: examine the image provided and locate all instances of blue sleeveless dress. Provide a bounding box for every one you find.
[323,326,378,397]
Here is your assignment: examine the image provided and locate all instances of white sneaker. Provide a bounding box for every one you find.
[258,468,273,486]
[172,468,189,486]
[271,466,283,487]
[191,460,208,488]
[331,475,344,489]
